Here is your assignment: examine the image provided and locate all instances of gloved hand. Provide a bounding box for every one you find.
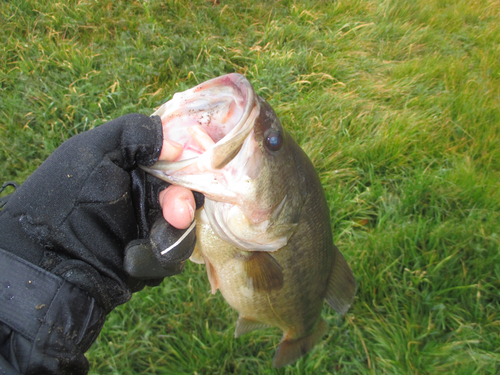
[123,172,204,282]
[0,114,203,375]
[0,113,203,310]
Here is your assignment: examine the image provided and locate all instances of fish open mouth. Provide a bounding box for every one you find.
[151,73,258,169]
[142,74,262,201]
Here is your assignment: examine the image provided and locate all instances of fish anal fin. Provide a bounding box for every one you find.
[234,315,269,338]
[203,255,219,294]
[273,318,328,368]
[242,251,284,292]
[326,245,357,315]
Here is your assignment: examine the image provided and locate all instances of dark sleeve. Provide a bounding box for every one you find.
[0,248,105,375]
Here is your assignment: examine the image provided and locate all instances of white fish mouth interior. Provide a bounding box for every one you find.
[152,74,254,162]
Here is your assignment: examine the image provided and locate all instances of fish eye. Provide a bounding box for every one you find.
[264,130,283,152]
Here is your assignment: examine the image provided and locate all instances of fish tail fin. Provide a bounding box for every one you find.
[325,245,357,315]
[273,318,328,368]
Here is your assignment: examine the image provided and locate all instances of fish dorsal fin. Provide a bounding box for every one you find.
[234,315,269,338]
[325,245,357,315]
[242,251,284,292]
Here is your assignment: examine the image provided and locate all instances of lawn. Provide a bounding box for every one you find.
[1,0,499,374]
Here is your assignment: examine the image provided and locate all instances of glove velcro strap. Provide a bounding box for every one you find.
[0,248,106,372]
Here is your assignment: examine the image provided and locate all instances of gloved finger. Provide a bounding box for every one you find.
[124,216,196,280]
[149,216,196,266]
[159,185,195,230]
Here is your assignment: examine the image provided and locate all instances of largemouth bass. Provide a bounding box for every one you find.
[142,73,356,367]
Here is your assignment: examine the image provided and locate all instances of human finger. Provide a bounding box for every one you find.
[158,138,183,161]
[159,185,195,229]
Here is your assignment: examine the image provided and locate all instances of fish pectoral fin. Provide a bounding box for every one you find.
[189,245,205,264]
[243,251,284,292]
[234,315,269,338]
[273,318,328,368]
[325,245,357,315]
[203,255,219,294]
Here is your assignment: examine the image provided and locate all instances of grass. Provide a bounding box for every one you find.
[1,0,499,373]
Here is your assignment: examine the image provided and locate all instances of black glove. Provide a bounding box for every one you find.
[123,169,202,282]
[0,114,203,375]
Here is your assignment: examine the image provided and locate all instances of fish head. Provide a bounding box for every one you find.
[141,73,307,252]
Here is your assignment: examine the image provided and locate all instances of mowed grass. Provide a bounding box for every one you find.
[1,0,499,374]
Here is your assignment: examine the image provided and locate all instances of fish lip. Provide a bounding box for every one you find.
[149,73,258,173]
